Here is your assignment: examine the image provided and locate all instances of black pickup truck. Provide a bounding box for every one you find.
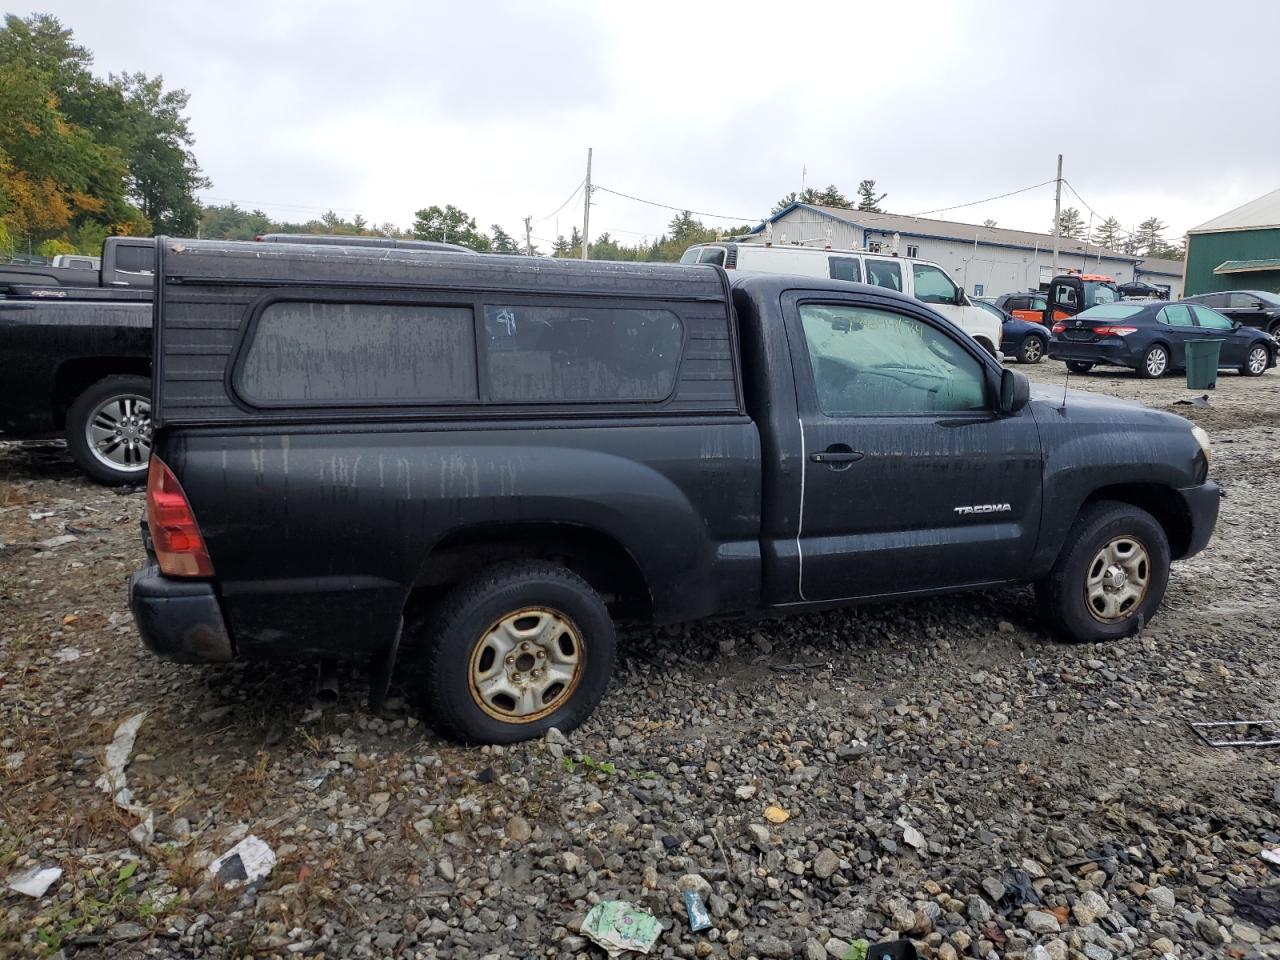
[0,235,472,485]
[129,239,1219,743]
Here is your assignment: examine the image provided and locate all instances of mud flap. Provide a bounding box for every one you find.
[367,616,402,714]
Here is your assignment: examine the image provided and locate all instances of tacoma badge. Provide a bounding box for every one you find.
[954,503,1012,515]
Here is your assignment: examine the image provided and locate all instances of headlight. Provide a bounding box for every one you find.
[1191,425,1212,466]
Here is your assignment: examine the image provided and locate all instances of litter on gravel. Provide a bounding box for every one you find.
[94,711,147,805]
[1189,718,1280,747]
[6,865,62,898]
[581,901,662,956]
[209,835,277,888]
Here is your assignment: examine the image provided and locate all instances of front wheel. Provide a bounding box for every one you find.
[1018,335,1047,364]
[1242,343,1269,377]
[1035,500,1170,643]
[1137,344,1169,379]
[416,561,616,743]
[65,375,153,485]
[1066,361,1094,374]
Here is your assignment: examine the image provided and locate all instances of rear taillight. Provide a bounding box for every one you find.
[1092,325,1138,336]
[146,456,214,577]
[1051,322,1067,334]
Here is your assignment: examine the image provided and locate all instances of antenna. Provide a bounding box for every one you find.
[1060,355,1071,410]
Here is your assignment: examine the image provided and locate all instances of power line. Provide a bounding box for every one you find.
[593,185,759,222]
[536,179,585,222]
[908,179,1057,218]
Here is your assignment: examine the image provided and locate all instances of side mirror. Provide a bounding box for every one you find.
[954,288,967,306]
[999,368,1030,414]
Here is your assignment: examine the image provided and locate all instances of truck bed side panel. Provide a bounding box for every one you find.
[0,300,151,437]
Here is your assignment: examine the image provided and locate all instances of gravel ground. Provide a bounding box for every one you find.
[3,360,1280,959]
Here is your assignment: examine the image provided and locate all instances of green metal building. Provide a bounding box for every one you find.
[1184,188,1280,295]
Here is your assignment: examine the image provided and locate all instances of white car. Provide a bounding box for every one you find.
[680,241,1003,358]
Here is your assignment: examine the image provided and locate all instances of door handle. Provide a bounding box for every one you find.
[811,450,864,463]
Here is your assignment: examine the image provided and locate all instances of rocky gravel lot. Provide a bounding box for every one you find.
[3,360,1280,959]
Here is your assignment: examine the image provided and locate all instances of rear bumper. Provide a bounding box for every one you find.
[1047,338,1139,367]
[129,565,235,663]
[1176,480,1220,560]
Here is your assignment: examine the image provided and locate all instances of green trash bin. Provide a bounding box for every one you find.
[1185,338,1225,390]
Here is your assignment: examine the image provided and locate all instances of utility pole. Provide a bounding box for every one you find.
[523,215,533,256]
[1052,153,1062,276]
[581,147,593,260]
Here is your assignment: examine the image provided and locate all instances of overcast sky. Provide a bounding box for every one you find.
[29,0,1280,247]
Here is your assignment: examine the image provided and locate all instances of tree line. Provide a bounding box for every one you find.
[1052,208,1184,260]
[0,13,207,257]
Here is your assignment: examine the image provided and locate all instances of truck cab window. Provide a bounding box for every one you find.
[864,259,902,292]
[114,245,154,275]
[797,303,986,416]
[910,263,957,304]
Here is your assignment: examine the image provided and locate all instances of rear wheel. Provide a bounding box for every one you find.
[416,562,615,743]
[1242,343,1269,377]
[1066,361,1094,374]
[1035,500,1170,643]
[1018,334,1046,364]
[1137,344,1169,379]
[65,375,152,485]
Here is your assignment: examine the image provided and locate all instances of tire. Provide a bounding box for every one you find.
[1137,343,1169,379]
[65,375,152,485]
[1035,500,1170,643]
[1268,321,1280,341]
[1066,361,1094,374]
[1242,343,1270,377]
[1018,334,1047,364]
[418,561,616,744]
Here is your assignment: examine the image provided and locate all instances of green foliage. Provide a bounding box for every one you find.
[773,184,853,213]
[104,72,209,233]
[33,861,177,957]
[412,204,492,252]
[490,223,520,254]
[1053,206,1086,239]
[562,754,619,776]
[1134,216,1181,259]
[0,13,203,251]
[1092,215,1122,250]
[856,179,886,212]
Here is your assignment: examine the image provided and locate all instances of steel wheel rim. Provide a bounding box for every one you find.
[1249,347,1267,374]
[85,393,152,473]
[1085,535,1151,623]
[1023,337,1044,362]
[467,606,584,723]
[1146,348,1167,376]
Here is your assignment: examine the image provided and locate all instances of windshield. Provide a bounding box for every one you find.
[678,247,703,264]
[1076,303,1145,320]
[1083,281,1119,307]
[973,300,1005,320]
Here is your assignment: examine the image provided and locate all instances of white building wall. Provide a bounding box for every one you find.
[763,209,1137,297]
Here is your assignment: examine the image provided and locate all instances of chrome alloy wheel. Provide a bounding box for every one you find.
[86,393,152,474]
[1145,347,1168,377]
[1248,345,1268,375]
[467,607,584,722]
[1085,536,1150,623]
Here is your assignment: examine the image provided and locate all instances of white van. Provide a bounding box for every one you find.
[679,242,1002,358]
